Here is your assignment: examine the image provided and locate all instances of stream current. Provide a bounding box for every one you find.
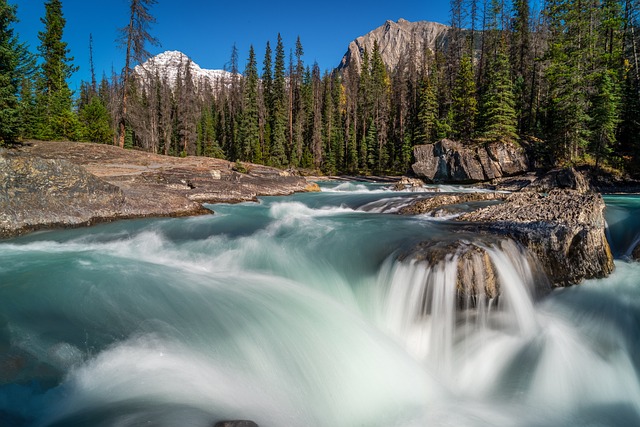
[0,182,639,427]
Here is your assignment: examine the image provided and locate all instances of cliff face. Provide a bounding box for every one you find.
[337,19,450,73]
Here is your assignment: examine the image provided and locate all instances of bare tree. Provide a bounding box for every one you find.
[117,0,160,148]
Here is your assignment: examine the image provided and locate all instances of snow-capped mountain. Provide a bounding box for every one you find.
[134,50,233,88]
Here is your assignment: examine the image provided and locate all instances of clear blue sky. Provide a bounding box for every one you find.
[12,0,449,91]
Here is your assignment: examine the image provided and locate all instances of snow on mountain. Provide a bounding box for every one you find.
[134,50,233,89]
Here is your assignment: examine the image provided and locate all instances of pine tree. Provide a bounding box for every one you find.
[0,0,33,144]
[270,33,288,166]
[480,42,518,142]
[239,45,261,162]
[261,41,273,161]
[452,54,477,141]
[591,70,620,169]
[35,0,78,140]
[79,96,113,143]
[415,73,439,145]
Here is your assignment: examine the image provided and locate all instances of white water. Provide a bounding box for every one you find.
[0,185,638,427]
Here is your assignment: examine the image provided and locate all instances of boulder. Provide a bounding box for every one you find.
[214,422,258,427]
[523,167,593,194]
[458,189,614,286]
[398,192,508,216]
[399,238,548,307]
[393,176,425,191]
[411,139,528,183]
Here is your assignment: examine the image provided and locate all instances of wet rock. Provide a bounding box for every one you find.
[632,242,640,261]
[398,192,508,215]
[214,422,258,427]
[393,176,425,191]
[411,139,528,183]
[400,238,548,307]
[458,189,614,286]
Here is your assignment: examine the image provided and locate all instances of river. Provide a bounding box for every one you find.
[0,182,639,427]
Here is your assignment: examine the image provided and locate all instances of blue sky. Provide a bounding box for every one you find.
[12,0,448,91]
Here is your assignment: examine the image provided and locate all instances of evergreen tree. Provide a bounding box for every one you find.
[79,96,113,143]
[452,54,477,141]
[35,0,78,140]
[0,0,33,144]
[415,73,439,145]
[261,41,273,161]
[591,70,620,169]
[239,45,261,162]
[480,42,518,142]
[270,33,288,166]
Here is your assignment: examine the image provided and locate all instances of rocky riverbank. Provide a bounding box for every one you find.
[0,141,318,239]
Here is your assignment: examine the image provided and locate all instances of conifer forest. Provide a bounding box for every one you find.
[2,0,640,176]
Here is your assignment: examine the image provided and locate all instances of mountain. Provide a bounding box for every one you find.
[337,18,450,73]
[134,50,233,88]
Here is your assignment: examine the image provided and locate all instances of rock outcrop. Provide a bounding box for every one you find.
[458,186,614,286]
[0,152,129,238]
[337,19,449,73]
[398,192,508,216]
[1,141,317,239]
[398,168,614,289]
[411,139,529,184]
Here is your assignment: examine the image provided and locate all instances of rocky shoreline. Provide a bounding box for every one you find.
[0,141,318,239]
[0,141,629,294]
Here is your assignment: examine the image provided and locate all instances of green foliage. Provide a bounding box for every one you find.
[452,55,477,141]
[238,45,261,163]
[0,0,33,145]
[590,70,620,168]
[35,0,77,141]
[79,96,113,143]
[480,44,518,142]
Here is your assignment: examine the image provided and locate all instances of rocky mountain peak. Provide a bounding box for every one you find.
[337,19,450,73]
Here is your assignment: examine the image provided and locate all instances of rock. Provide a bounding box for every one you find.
[1,141,318,239]
[523,167,593,194]
[0,152,127,238]
[399,238,548,307]
[398,192,508,215]
[411,139,528,184]
[393,176,425,191]
[632,242,640,261]
[214,422,258,427]
[458,189,614,286]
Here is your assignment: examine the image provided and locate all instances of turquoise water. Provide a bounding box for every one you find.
[0,183,639,427]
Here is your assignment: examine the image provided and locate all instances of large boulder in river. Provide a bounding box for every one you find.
[458,189,614,286]
[399,238,549,308]
[411,139,528,183]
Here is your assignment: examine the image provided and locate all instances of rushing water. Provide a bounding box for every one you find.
[1,182,640,427]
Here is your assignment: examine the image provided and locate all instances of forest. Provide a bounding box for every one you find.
[2,0,640,176]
